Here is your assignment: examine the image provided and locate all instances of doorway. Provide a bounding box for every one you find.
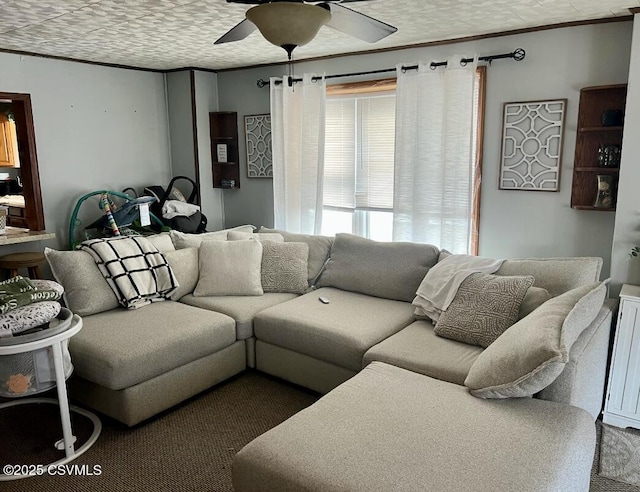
[0,92,45,231]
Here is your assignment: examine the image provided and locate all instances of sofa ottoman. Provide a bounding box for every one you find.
[233,362,595,492]
[253,287,415,393]
[69,301,246,426]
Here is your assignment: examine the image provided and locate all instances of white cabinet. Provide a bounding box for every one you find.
[604,284,640,429]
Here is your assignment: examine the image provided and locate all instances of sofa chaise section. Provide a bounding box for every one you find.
[253,287,416,393]
[68,301,245,426]
[232,362,595,492]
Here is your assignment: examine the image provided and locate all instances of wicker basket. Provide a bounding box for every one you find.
[0,308,74,397]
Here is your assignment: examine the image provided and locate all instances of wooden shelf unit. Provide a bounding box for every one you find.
[570,84,627,210]
[209,111,240,189]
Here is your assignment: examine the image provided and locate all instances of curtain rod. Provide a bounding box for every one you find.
[256,48,525,88]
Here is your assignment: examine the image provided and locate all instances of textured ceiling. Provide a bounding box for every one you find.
[0,0,637,71]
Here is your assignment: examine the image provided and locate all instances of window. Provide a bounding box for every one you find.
[321,80,396,241]
[321,71,485,254]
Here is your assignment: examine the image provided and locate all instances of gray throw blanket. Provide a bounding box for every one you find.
[81,236,178,309]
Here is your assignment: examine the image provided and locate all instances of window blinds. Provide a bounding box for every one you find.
[323,92,395,211]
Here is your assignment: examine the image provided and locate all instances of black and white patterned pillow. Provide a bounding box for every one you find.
[435,273,534,348]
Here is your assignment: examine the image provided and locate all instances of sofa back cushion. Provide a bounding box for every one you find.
[45,247,119,316]
[464,280,608,399]
[317,234,440,302]
[170,225,255,249]
[496,257,602,297]
[145,233,176,253]
[259,227,333,285]
[228,231,285,242]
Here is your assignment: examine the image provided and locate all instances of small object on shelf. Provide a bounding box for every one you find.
[216,143,228,163]
[602,109,624,127]
[221,179,236,188]
[594,174,615,209]
[597,144,621,168]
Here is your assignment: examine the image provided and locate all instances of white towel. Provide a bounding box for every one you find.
[413,254,505,322]
[162,200,200,219]
[81,236,178,309]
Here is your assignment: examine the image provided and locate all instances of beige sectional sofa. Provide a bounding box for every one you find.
[44,227,613,491]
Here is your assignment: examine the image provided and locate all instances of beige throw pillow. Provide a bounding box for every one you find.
[434,273,534,348]
[465,280,608,399]
[194,240,263,296]
[45,248,119,316]
[165,248,199,300]
[261,242,309,294]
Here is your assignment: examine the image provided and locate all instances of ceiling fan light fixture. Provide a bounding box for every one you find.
[246,3,331,51]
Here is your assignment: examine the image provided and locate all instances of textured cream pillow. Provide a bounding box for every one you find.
[165,248,199,300]
[228,231,285,242]
[194,240,263,296]
[465,280,608,399]
[434,273,534,348]
[45,247,119,316]
[261,242,309,294]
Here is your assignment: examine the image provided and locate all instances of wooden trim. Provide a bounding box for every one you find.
[217,15,632,73]
[629,8,640,14]
[189,70,202,207]
[164,66,218,74]
[471,67,486,256]
[326,78,397,95]
[0,92,45,231]
[0,48,163,73]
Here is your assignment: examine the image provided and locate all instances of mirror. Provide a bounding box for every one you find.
[0,92,45,231]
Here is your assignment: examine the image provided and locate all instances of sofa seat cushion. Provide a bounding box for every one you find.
[69,302,236,390]
[254,287,415,371]
[233,362,595,492]
[180,293,299,340]
[363,320,483,385]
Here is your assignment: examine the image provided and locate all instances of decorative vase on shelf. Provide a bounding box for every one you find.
[594,174,614,209]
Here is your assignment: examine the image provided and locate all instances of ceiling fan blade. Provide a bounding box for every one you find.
[322,2,397,43]
[320,0,398,43]
[214,18,257,44]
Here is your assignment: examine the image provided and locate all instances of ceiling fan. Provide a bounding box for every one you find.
[214,0,397,60]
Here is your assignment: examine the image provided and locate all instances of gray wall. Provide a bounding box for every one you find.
[0,52,171,250]
[611,15,640,295]
[166,71,196,184]
[217,22,633,276]
[193,70,225,230]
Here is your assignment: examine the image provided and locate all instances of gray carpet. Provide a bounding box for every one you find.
[1,370,639,492]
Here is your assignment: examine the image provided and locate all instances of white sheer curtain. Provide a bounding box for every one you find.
[393,55,478,253]
[271,73,326,234]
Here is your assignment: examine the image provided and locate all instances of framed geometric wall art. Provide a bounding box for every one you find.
[499,99,567,191]
[244,114,272,178]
